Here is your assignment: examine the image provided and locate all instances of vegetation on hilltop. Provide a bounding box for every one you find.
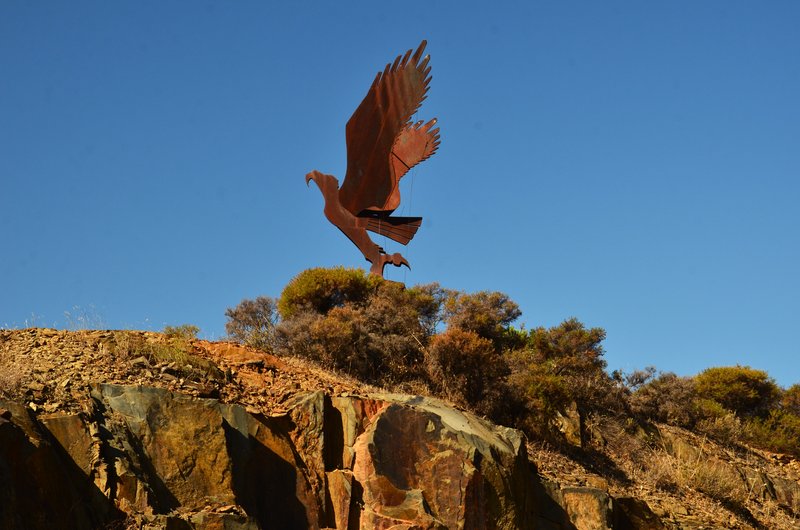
[225,267,800,459]
[1,271,797,528]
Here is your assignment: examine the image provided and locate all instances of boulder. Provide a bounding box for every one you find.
[561,487,612,530]
[94,384,318,528]
[349,394,535,529]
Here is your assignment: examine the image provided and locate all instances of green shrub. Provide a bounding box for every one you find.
[405,282,449,337]
[694,365,780,418]
[163,324,199,340]
[277,267,379,319]
[526,318,619,414]
[506,353,571,438]
[629,372,698,427]
[274,309,321,362]
[310,306,370,375]
[360,282,429,381]
[743,410,800,456]
[693,397,730,420]
[781,384,800,416]
[424,328,510,417]
[694,399,743,445]
[225,296,277,351]
[274,279,430,385]
[527,318,606,370]
[443,290,521,349]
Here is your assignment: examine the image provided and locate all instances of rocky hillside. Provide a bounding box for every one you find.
[1,328,799,529]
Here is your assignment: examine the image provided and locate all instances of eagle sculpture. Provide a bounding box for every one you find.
[306,40,440,278]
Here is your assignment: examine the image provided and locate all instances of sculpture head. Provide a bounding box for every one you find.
[305,170,339,194]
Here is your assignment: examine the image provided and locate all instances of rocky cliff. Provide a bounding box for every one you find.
[1,384,538,529]
[1,329,798,529]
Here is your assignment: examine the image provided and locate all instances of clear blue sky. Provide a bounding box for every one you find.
[2,2,798,386]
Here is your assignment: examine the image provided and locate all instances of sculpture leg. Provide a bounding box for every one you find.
[369,252,410,277]
[340,226,410,278]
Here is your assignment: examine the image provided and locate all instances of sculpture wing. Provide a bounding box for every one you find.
[390,118,440,186]
[339,40,433,216]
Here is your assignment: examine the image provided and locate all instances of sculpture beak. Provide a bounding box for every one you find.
[305,173,314,187]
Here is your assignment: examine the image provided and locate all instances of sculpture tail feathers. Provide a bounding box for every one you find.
[363,216,422,245]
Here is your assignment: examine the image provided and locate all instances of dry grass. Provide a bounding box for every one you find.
[623,430,749,505]
[587,418,789,528]
[109,331,223,380]
[696,412,744,446]
[595,418,749,504]
[679,454,748,503]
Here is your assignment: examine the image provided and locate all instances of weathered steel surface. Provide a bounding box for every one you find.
[306,40,440,278]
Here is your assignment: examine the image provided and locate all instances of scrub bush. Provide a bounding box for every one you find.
[443,290,522,349]
[277,267,379,319]
[424,328,511,418]
[225,296,277,351]
[694,365,780,418]
[629,372,698,427]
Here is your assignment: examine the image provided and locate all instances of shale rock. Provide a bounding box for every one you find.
[0,385,536,529]
[0,399,122,529]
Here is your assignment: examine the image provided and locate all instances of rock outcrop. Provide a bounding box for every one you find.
[2,329,799,529]
[0,384,537,529]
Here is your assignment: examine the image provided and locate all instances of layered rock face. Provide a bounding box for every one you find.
[0,385,536,529]
[3,330,799,529]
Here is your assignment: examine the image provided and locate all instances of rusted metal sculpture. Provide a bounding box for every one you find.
[306,40,440,278]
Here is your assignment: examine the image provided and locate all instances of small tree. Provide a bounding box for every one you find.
[619,366,657,392]
[525,318,617,413]
[225,296,277,351]
[527,318,606,371]
[694,365,780,418]
[503,317,625,444]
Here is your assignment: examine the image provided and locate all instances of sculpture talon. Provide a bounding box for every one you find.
[392,253,410,269]
[306,40,441,280]
[370,252,410,277]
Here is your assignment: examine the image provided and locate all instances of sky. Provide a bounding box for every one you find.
[1,2,798,386]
